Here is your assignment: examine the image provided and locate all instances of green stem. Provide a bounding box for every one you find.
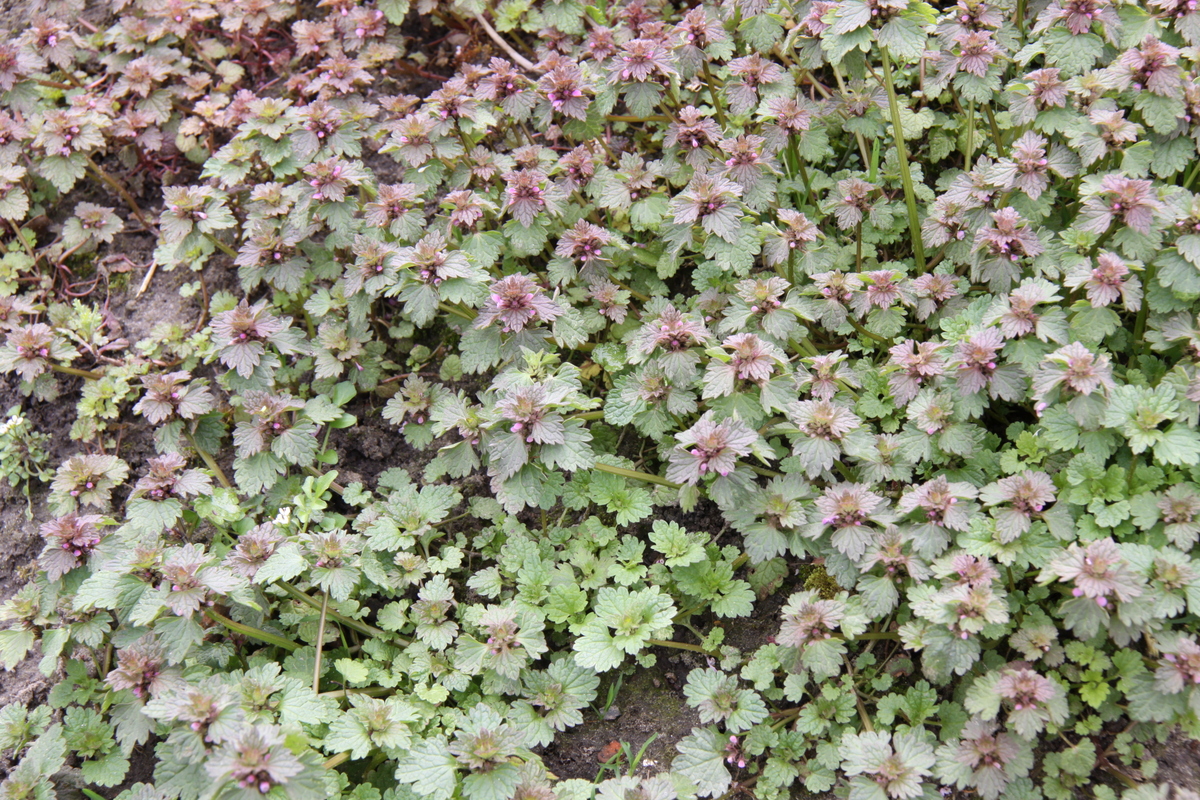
[1133,260,1154,350]
[611,279,650,303]
[700,60,727,129]
[843,656,875,733]
[313,592,328,694]
[1184,159,1200,191]
[438,301,477,321]
[847,316,889,344]
[879,46,927,275]
[592,461,681,489]
[278,582,397,641]
[204,608,299,651]
[748,465,783,479]
[569,410,606,421]
[203,231,238,259]
[323,751,352,770]
[983,103,1004,154]
[320,686,395,699]
[965,100,975,162]
[187,430,233,490]
[795,153,815,210]
[50,363,102,380]
[830,62,871,169]
[855,221,863,271]
[646,638,711,654]
[606,114,672,123]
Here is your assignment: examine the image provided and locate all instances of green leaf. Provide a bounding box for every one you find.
[674,728,733,798]
[396,736,458,800]
[253,543,308,585]
[335,658,370,685]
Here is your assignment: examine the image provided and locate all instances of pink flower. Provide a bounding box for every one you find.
[496,385,564,445]
[995,281,1058,339]
[1079,174,1163,236]
[790,400,861,442]
[851,270,911,317]
[1066,251,1142,310]
[555,220,613,265]
[974,207,1043,263]
[815,483,887,530]
[990,131,1054,200]
[475,275,563,333]
[1156,637,1200,694]
[945,719,1026,800]
[833,178,876,230]
[665,106,722,167]
[763,210,820,266]
[589,281,630,324]
[1034,0,1119,36]
[1045,538,1144,606]
[665,413,758,483]
[1033,341,1115,401]
[502,169,554,228]
[726,54,784,115]
[719,134,775,190]
[940,553,1001,588]
[888,340,946,405]
[952,328,1005,396]
[538,62,590,119]
[722,333,781,383]
[670,173,744,239]
[224,523,284,579]
[898,477,977,531]
[996,669,1056,712]
[911,273,962,321]
[1110,37,1182,97]
[610,37,677,84]
[778,592,843,647]
[106,637,175,700]
[1159,484,1200,550]
[797,352,858,401]
[39,512,105,581]
[636,304,711,354]
[955,30,1000,76]
[1010,68,1068,124]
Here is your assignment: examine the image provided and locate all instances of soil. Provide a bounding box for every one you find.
[540,656,703,782]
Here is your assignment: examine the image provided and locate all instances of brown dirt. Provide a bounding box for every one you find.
[540,656,704,782]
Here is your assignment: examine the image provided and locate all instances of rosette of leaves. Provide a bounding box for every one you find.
[838,729,937,800]
[964,667,1070,740]
[776,589,870,683]
[473,351,598,511]
[0,322,81,390]
[665,411,763,508]
[682,668,768,733]
[127,453,213,532]
[904,551,1011,680]
[509,656,599,747]
[49,453,129,514]
[231,390,326,494]
[388,232,489,327]
[572,586,676,672]
[210,300,307,390]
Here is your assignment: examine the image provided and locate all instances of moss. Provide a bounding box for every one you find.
[803,564,840,600]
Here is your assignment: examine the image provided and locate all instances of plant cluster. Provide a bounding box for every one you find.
[2,0,1200,798]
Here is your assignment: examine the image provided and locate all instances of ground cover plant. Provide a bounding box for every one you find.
[3,0,1200,797]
